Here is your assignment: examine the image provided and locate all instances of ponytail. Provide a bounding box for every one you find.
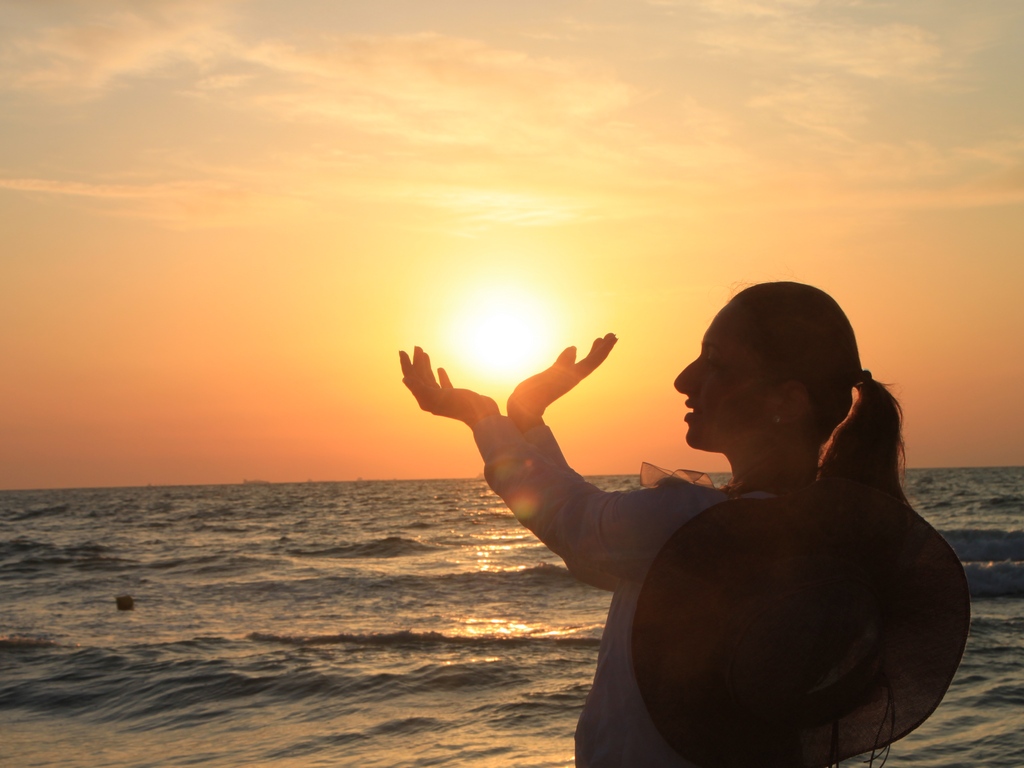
[728,282,909,505]
[818,376,907,505]
[733,282,909,505]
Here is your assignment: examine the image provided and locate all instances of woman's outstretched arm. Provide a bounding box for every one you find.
[400,339,722,589]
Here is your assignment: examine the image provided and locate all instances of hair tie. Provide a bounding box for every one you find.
[859,369,872,386]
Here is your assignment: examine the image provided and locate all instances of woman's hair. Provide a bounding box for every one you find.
[728,282,907,504]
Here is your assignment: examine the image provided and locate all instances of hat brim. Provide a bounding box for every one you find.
[632,478,970,768]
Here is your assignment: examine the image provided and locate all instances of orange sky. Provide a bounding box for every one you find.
[2,0,1023,489]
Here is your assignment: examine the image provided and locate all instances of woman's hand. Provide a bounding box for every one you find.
[400,347,500,428]
[507,333,617,432]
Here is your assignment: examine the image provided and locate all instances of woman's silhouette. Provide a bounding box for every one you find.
[400,281,967,767]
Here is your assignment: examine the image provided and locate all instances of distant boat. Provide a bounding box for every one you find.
[242,479,271,485]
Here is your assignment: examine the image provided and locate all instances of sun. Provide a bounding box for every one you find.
[470,310,542,372]
[450,289,557,382]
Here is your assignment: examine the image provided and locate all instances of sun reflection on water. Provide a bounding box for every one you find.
[466,532,534,571]
[448,617,598,641]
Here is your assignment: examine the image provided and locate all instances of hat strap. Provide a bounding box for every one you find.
[867,676,896,767]
[826,673,895,768]
[828,720,840,768]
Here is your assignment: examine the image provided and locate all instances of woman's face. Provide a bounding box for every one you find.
[674,302,776,455]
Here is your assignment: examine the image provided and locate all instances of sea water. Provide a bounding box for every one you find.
[2,468,1022,767]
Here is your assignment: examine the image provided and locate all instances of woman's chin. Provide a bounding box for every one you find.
[684,427,706,450]
[684,425,721,454]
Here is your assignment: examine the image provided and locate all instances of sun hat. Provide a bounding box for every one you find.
[632,477,970,768]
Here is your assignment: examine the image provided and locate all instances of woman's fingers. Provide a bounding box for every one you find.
[400,348,444,412]
[399,350,413,378]
[403,336,613,425]
[576,333,617,376]
[412,346,439,387]
[592,333,618,358]
[554,346,578,368]
[400,347,500,426]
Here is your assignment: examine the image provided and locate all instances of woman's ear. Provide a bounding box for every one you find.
[770,380,813,426]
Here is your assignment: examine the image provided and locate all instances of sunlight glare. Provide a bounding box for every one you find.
[472,311,537,370]
[451,288,558,382]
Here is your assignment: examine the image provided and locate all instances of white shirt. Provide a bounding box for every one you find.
[473,415,748,767]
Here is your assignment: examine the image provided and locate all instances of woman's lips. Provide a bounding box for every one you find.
[684,400,697,423]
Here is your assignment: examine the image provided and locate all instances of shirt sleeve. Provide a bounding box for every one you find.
[473,415,727,589]
[522,422,574,471]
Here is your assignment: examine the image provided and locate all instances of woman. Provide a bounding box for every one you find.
[400,282,965,767]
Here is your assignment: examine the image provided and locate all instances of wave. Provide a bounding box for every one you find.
[286,537,437,559]
[311,563,587,603]
[983,493,1024,509]
[1,639,553,730]
[964,561,1024,598]
[923,528,1024,597]
[428,563,579,586]
[943,529,1024,563]
[143,552,271,575]
[0,538,134,572]
[10,503,69,521]
[248,629,601,648]
[0,537,43,556]
[0,634,62,649]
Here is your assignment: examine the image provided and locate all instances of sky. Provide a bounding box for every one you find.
[2,0,1023,489]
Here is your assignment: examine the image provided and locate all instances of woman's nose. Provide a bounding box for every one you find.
[675,361,698,394]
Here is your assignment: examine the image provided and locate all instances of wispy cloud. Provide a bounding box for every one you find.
[233,33,633,151]
[0,177,164,198]
[749,75,867,139]
[0,0,236,93]
[411,186,587,227]
[0,5,641,225]
[654,0,821,18]
[1,0,1020,228]
[0,174,291,227]
[1,5,634,151]
[698,19,943,83]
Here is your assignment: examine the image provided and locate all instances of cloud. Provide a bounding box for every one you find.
[0,165,592,230]
[0,176,158,197]
[644,0,948,84]
[412,186,586,227]
[0,174,290,227]
[957,135,1024,197]
[959,134,1024,169]
[231,33,633,152]
[658,0,821,18]
[1,5,634,153]
[0,0,235,92]
[2,1,1018,229]
[749,75,867,138]
[700,20,942,82]
[985,165,1024,193]
[0,12,641,227]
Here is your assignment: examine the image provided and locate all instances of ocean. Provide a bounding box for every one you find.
[2,467,1022,767]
